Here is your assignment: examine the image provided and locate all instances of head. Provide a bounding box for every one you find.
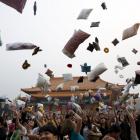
[88,132,101,140]
[108,124,121,139]
[100,118,106,124]
[39,123,58,140]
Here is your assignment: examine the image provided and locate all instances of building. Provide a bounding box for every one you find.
[21,77,124,105]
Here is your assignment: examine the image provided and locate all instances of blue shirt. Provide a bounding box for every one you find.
[70,129,85,140]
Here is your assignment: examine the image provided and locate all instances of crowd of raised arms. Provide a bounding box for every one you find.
[0,102,140,140]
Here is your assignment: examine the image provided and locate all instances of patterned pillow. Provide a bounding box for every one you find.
[6,43,37,50]
[62,29,90,58]
[122,23,140,40]
[0,0,27,13]
[77,9,93,19]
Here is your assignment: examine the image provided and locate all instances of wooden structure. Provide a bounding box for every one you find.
[21,77,124,105]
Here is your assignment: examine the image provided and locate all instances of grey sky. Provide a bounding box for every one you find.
[0,0,140,99]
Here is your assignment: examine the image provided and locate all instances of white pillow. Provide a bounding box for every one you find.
[56,83,64,91]
[122,23,140,40]
[77,9,93,19]
[6,43,37,50]
[36,73,51,92]
[87,63,107,81]
[54,98,59,106]
[114,65,124,70]
[62,73,73,82]
[71,95,75,102]
[70,86,79,92]
[37,103,43,108]
[72,102,82,114]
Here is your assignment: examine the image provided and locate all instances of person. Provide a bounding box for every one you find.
[87,124,102,140]
[119,115,130,140]
[126,109,139,140]
[0,116,7,140]
[63,110,85,140]
[39,123,58,140]
[101,124,121,140]
[136,114,140,140]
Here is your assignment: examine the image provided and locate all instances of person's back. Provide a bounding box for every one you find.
[136,115,140,140]
[101,124,121,140]
[0,117,7,140]
[120,121,130,140]
[0,127,7,140]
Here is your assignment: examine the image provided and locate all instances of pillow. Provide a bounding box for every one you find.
[0,33,2,46]
[122,82,133,94]
[33,1,37,15]
[112,38,119,46]
[87,63,107,81]
[122,23,140,40]
[81,63,91,74]
[77,9,93,19]
[37,103,43,108]
[101,2,107,10]
[45,69,54,78]
[56,83,64,91]
[117,57,129,67]
[72,102,82,114]
[132,48,138,54]
[36,73,51,92]
[45,95,52,102]
[114,65,124,70]
[134,70,140,84]
[71,95,75,102]
[77,76,84,83]
[62,29,90,58]
[70,86,79,92]
[54,98,59,106]
[6,43,37,50]
[90,21,100,27]
[137,61,140,65]
[62,73,73,82]
[0,0,27,13]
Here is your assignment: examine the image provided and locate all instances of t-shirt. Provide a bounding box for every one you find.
[70,129,85,140]
[83,126,89,140]
[0,127,7,140]
[10,129,21,140]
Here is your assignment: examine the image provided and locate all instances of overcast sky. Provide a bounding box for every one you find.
[0,0,140,99]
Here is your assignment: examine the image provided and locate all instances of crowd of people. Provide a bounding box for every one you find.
[0,101,140,140]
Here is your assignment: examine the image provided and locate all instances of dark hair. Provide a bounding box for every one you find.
[0,117,4,126]
[39,123,58,135]
[12,118,16,123]
[96,108,99,112]
[109,124,121,133]
[65,114,71,119]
